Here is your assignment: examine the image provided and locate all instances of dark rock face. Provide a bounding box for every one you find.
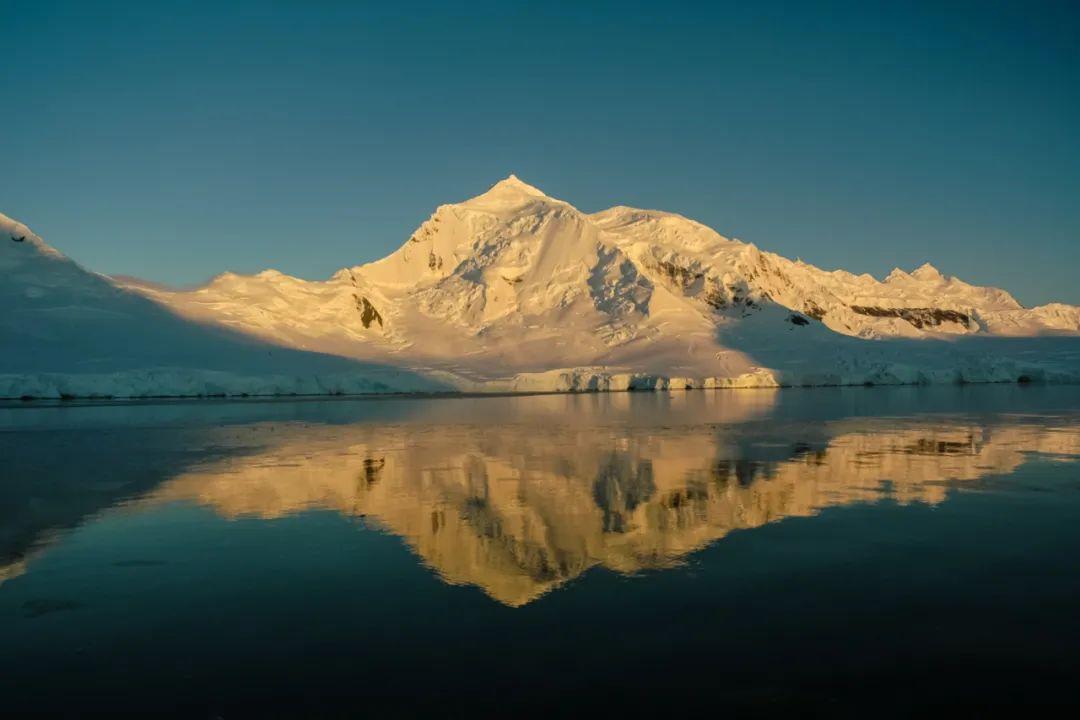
[353,294,384,328]
[656,260,704,288]
[704,283,727,309]
[849,305,972,330]
[702,277,762,313]
[787,313,810,326]
[802,301,826,320]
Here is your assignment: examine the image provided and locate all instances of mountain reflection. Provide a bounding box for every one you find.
[141,413,1080,606]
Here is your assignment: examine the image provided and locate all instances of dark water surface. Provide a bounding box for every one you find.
[3,386,1080,715]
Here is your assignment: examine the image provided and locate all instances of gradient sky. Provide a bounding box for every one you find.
[2,0,1078,305]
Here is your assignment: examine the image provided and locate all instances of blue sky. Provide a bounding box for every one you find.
[2,0,1078,305]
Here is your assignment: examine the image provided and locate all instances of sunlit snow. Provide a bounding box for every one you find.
[3,177,1079,398]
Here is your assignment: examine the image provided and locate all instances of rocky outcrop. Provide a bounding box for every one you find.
[849,305,973,330]
[354,295,384,329]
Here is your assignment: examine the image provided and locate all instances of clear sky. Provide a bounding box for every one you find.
[3,0,1078,305]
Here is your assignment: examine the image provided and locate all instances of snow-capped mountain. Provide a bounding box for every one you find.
[4,177,1080,398]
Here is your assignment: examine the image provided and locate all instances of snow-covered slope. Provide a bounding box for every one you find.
[4,177,1079,398]
[0,213,446,398]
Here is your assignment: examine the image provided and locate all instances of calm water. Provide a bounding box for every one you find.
[3,386,1080,715]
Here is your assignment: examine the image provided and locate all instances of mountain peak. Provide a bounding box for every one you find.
[911,262,943,281]
[1,211,62,259]
[460,175,560,213]
[493,174,546,195]
[1,211,30,239]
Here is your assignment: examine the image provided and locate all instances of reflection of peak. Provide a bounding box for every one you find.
[139,413,1080,606]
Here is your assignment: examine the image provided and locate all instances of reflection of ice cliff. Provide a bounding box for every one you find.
[148,416,1080,606]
